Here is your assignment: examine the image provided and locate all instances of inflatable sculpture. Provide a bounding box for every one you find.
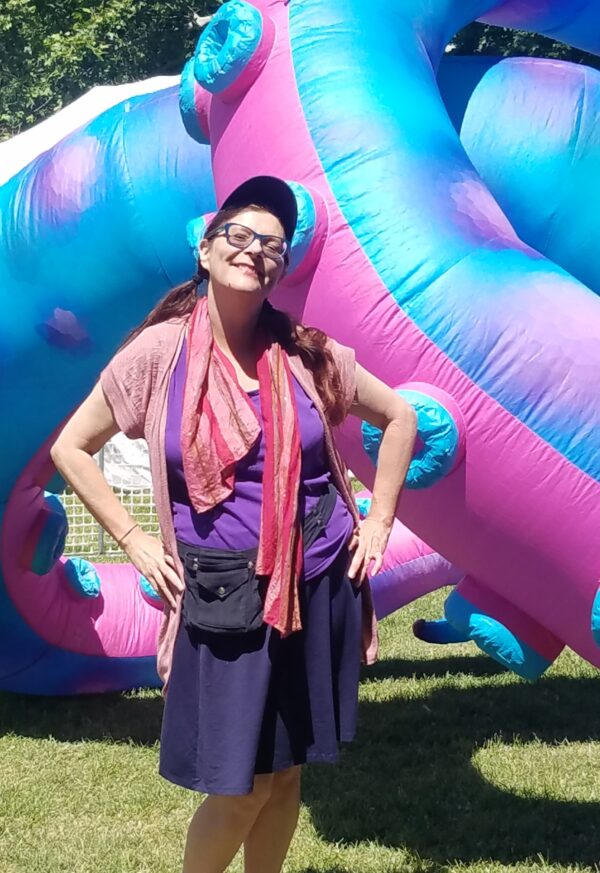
[355,492,464,624]
[2,0,600,693]
[181,0,600,683]
[0,84,214,693]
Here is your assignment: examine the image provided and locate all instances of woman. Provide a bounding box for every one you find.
[51,175,416,873]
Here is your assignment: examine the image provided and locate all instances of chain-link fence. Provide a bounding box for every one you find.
[62,440,159,559]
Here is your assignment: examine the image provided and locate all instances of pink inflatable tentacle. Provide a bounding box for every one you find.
[355,489,464,620]
[2,430,162,658]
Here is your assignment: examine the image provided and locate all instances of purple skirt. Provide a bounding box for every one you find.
[159,548,361,795]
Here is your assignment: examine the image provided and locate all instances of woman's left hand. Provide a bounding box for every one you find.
[347,515,393,584]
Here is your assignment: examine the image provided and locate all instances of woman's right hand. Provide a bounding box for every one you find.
[122,528,184,610]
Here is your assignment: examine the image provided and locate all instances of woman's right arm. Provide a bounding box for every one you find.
[50,383,183,608]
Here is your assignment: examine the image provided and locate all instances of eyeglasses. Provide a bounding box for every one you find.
[210,223,288,261]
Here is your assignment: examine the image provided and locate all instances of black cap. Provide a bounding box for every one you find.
[220,175,298,243]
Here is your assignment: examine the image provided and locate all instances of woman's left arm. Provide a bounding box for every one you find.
[347,363,417,583]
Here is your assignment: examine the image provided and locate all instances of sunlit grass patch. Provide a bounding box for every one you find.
[473,739,600,803]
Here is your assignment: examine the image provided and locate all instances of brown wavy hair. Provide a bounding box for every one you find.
[122,205,345,425]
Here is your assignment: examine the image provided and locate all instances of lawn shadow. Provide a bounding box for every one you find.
[302,675,600,868]
[0,655,500,744]
[0,689,164,745]
[363,654,505,681]
[3,660,600,868]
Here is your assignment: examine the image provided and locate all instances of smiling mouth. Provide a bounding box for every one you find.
[235,263,263,278]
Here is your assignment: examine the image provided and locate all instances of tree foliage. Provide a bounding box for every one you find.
[1,6,600,142]
[0,0,218,140]
[450,21,600,69]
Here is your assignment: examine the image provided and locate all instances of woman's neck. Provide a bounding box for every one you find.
[207,286,263,358]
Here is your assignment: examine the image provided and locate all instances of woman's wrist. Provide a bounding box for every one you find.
[116,522,140,548]
[364,504,394,527]
[367,512,393,522]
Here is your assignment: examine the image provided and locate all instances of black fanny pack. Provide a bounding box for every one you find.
[178,484,338,635]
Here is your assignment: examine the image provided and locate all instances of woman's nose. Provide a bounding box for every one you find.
[245,236,263,255]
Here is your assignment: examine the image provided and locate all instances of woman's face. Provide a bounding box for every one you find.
[199,208,287,299]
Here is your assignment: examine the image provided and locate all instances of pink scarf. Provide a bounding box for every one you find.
[181,298,303,636]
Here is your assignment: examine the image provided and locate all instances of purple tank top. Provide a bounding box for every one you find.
[165,342,353,580]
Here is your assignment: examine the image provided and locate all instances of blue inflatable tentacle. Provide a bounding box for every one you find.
[412,618,471,645]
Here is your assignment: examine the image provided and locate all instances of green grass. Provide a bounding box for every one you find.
[1,591,599,873]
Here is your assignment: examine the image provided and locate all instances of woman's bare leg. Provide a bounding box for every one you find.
[182,774,273,873]
[243,766,302,873]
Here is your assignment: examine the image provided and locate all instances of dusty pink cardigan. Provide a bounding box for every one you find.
[101,316,378,688]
